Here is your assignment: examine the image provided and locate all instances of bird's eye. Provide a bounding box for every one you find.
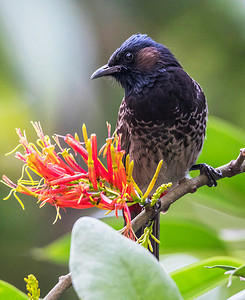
[124,52,134,62]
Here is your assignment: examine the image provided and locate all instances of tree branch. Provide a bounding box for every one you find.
[43,273,72,300]
[131,148,245,233]
[43,148,245,300]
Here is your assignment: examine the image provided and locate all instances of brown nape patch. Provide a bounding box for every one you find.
[136,47,160,70]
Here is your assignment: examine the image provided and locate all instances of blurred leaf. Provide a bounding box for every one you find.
[69,217,183,300]
[30,234,70,265]
[30,217,123,265]
[234,265,245,278]
[103,215,124,229]
[0,280,28,300]
[193,116,245,217]
[171,256,244,300]
[33,215,228,265]
[104,216,228,256]
[159,218,227,256]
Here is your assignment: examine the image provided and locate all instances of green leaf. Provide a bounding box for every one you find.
[170,256,244,300]
[34,216,228,265]
[233,265,245,278]
[29,217,123,265]
[194,116,245,217]
[104,216,228,257]
[103,215,124,229]
[206,265,237,272]
[159,218,228,257]
[205,264,245,287]
[0,280,28,300]
[30,234,70,265]
[69,216,183,300]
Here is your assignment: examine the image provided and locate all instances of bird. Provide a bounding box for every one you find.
[91,33,222,259]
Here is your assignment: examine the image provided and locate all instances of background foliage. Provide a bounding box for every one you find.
[0,1,245,299]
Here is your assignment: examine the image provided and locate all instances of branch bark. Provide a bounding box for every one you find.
[43,273,72,300]
[43,148,245,300]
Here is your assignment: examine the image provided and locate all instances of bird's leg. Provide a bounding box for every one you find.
[190,163,222,187]
[143,197,161,210]
[143,197,162,223]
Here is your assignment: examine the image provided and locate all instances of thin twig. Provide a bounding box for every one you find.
[43,273,72,300]
[43,148,245,300]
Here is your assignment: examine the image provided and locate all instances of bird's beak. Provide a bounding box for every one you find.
[90,64,122,79]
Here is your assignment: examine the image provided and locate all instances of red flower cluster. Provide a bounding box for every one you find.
[2,122,169,240]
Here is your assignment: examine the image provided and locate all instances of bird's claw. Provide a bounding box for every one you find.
[153,199,161,212]
[143,197,151,207]
[190,163,223,187]
[144,198,161,227]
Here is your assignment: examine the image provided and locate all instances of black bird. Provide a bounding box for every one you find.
[91,33,221,258]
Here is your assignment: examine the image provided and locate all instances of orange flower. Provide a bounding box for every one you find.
[1,122,167,240]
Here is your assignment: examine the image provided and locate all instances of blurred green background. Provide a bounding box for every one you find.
[0,0,245,299]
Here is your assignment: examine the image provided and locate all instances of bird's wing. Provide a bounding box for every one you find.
[116,98,131,164]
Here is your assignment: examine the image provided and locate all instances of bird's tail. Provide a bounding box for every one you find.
[150,213,160,260]
[126,203,160,260]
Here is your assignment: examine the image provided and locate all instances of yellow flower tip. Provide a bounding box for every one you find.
[13,191,25,210]
[87,139,94,165]
[155,159,163,175]
[132,178,143,197]
[82,123,88,145]
[142,159,164,200]
[5,143,23,156]
[75,133,80,142]
[110,144,118,170]
[125,154,130,175]
[2,190,14,201]
[52,206,61,224]
[128,161,134,178]
[24,274,40,300]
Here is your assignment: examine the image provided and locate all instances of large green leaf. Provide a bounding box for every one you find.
[170,256,244,300]
[192,116,245,217]
[0,280,28,300]
[69,217,183,300]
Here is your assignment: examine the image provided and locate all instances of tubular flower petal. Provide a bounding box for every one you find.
[1,122,172,239]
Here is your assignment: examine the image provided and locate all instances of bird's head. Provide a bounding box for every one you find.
[91,33,181,94]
